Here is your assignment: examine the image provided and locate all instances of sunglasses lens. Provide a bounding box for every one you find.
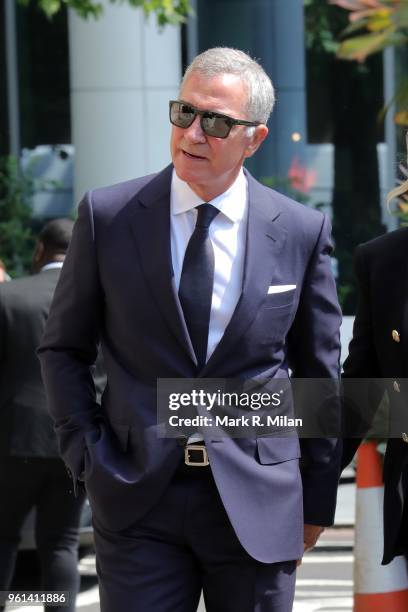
[170,102,195,128]
[202,114,231,138]
[169,101,233,138]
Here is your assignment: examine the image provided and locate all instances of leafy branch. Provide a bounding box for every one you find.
[329,0,408,125]
[18,0,192,26]
[329,0,408,61]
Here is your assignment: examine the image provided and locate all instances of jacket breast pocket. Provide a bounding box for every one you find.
[253,302,295,344]
[263,290,296,309]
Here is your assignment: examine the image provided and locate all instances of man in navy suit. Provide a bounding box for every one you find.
[39,48,342,611]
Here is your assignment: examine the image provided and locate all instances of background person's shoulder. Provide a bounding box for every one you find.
[0,275,46,318]
[361,225,408,253]
[357,226,408,266]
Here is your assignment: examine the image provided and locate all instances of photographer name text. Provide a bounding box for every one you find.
[167,415,303,428]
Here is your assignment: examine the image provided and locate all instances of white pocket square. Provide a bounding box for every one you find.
[267,284,296,294]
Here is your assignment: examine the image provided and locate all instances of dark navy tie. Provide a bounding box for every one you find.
[179,203,220,368]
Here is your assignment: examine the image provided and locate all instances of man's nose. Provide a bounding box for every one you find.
[184,115,206,143]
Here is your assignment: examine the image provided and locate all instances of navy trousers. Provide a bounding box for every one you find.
[93,463,297,612]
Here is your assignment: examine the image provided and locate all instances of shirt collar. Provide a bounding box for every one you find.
[40,262,64,272]
[171,168,247,224]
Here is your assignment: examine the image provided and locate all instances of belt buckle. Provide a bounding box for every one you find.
[184,444,209,467]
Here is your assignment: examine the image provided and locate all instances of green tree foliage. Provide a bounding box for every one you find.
[330,0,408,125]
[330,0,408,61]
[18,0,192,26]
[304,0,341,53]
[0,157,36,278]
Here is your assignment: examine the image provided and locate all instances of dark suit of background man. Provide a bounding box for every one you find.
[39,47,342,612]
[0,219,86,612]
[342,218,408,566]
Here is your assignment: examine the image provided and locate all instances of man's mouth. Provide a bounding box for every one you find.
[182,150,206,160]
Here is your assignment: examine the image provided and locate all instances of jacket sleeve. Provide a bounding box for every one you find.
[341,245,383,469]
[287,213,342,526]
[38,192,103,482]
[343,245,380,378]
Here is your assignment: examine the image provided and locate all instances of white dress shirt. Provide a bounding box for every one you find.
[170,168,248,362]
[40,262,64,273]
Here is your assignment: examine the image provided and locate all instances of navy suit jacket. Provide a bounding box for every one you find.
[39,164,342,563]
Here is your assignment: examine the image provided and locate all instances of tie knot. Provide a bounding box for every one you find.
[195,203,219,229]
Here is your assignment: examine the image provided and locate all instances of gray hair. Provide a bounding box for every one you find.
[181,47,275,125]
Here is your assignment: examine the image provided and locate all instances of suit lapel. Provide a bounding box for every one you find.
[129,165,196,362]
[202,172,287,374]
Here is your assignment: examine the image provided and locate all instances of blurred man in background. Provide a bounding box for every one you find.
[0,219,85,612]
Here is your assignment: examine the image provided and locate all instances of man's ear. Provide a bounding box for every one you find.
[32,241,45,264]
[244,124,268,159]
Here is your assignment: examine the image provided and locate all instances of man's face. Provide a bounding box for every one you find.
[0,268,5,283]
[170,71,268,201]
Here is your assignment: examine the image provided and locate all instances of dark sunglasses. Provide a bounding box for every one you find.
[169,100,260,139]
